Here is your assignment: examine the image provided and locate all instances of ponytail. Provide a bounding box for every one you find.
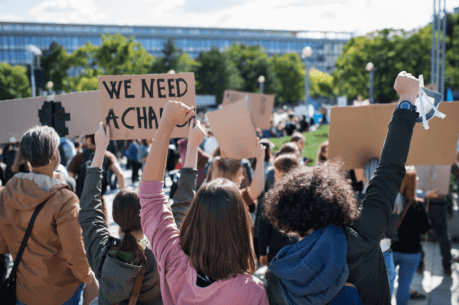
[112,229,146,266]
[112,188,146,266]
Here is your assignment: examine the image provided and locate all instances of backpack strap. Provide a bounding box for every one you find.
[396,199,414,231]
[128,263,146,305]
[10,197,50,279]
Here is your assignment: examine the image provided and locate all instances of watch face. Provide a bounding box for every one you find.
[400,102,410,110]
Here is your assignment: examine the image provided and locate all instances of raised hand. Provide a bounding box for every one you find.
[95,122,111,151]
[394,71,420,104]
[162,100,195,126]
[188,118,206,148]
[256,138,266,160]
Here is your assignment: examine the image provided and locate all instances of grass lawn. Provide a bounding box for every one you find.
[269,124,329,166]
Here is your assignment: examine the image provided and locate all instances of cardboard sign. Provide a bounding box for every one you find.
[99,73,196,140]
[222,90,274,129]
[207,100,258,159]
[0,91,101,143]
[329,102,459,170]
[415,165,451,195]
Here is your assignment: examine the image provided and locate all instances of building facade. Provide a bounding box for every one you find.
[0,21,352,75]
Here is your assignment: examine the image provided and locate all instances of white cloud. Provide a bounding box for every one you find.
[29,0,107,23]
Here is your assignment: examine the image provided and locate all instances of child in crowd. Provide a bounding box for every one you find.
[139,102,268,304]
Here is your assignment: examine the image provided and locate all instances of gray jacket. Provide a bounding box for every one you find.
[79,167,197,304]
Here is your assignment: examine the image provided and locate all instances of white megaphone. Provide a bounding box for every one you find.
[415,75,445,130]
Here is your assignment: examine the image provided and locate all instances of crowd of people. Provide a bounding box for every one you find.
[0,71,458,304]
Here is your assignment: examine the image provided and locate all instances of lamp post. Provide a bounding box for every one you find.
[366,62,377,104]
[301,46,313,112]
[26,45,42,97]
[258,75,265,94]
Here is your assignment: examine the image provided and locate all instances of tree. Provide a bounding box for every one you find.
[268,53,304,104]
[0,63,31,101]
[176,52,200,73]
[151,38,181,73]
[64,34,155,92]
[93,34,154,75]
[310,69,334,98]
[333,26,440,103]
[194,47,243,104]
[40,42,72,92]
[225,44,279,95]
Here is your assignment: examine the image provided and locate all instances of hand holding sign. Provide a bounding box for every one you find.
[95,122,111,151]
[188,118,206,148]
[91,122,111,169]
[394,71,420,104]
[162,100,195,127]
[256,138,266,160]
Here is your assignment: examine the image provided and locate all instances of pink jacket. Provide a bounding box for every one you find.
[139,181,268,305]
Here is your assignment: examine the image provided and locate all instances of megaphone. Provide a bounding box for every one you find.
[415,75,445,130]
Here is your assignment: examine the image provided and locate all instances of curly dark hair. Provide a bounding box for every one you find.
[263,161,361,238]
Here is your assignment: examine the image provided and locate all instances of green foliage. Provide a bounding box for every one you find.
[268,53,304,104]
[93,34,154,75]
[176,52,200,73]
[151,38,181,74]
[225,43,279,96]
[310,69,334,98]
[269,124,329,165]
[0,63,31,100]
[194,47,243,104]
[40,42,72,92]
[66,69,100,92]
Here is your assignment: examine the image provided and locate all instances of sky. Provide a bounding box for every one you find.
[1,0,459,36]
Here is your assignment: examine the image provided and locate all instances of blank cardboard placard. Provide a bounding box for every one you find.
[329,102,459,170]
[207,100,258,159]
[222,90,274,130]
[0,96,46,143]
[99,73,196,140]
[415,165,451,195]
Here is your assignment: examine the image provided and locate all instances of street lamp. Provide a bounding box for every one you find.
[301,46,313,112]
[26,45,42,97]
[258,75,265,94]
[366,62,377,104]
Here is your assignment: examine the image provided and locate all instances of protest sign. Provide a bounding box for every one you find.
[329,102,459,170]
[222,90,274,129]
[415,165,451,195]
[0,91,101,143]
[99,73,196,140]
[207,100,258,159]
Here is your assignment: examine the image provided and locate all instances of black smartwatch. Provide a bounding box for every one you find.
[396,100,417,112]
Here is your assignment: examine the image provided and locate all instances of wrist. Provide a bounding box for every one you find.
[399,94,417,104]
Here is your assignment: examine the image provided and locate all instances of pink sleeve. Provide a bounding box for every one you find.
[139,181,186,273]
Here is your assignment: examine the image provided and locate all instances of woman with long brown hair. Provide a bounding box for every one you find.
[391,167,431,305]
[79,121,199,304]
[139,101,268,304]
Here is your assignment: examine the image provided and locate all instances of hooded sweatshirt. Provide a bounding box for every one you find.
[267,225,349,304]
[0,172,92,305]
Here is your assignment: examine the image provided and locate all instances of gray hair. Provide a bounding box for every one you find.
[20,125,60,167]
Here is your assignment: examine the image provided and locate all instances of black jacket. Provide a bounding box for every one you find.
[264,109,417,305]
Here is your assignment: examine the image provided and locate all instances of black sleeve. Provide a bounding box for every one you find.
[352,109,417,242]
[77,167,110,280]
